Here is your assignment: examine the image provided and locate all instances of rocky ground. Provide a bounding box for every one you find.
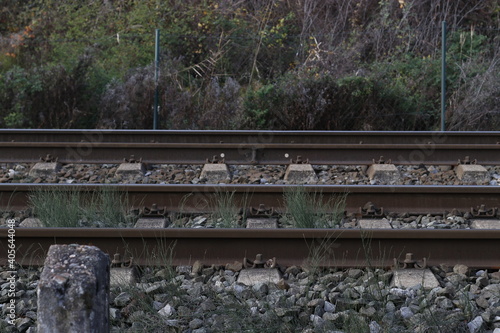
[1,163,500,185]
[0,206,488,230]
[3,162,498,228]
[1,262,500,333]
[1,163,499,332]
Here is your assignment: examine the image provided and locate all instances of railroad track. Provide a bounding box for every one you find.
[1,184,499,215]
[1,130,500,164]
[1,228,499,269]
[2,129,499,144]
[1,130,499,269]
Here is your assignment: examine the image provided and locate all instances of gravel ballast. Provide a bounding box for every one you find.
[1,263,500,332]
[1,162,499,332]
[1,163,500,185]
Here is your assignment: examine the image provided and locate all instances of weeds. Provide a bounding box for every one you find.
[0,190,16,224]
[29,187,133,227]
[84,187,132,227]
[283,186,346,228]
[29,188,82,227]
[341,313,369,333]
[169,193,193,228]
[304,232,343,275]
[212,190,240,228]
[211,189,254,228]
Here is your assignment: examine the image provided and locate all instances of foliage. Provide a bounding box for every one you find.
[29,187,132,227]
[0,0,498,130]
[212,190,240,228]
[283,186,345,228]
[0,51,107,128]
[242,67,439,131]
[243,83,278,130]
[97,58,243,129]
[448,51,500,130]
[244,70,343,130]
[0,66,42,128]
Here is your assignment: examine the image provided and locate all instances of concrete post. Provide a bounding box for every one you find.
[37,244,110,333]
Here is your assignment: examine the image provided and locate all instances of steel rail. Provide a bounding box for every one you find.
[1,184,498,215]
[1,129,500,144]
[1,228,499,268]
[1,142,499,165]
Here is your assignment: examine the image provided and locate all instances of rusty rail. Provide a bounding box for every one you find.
[1,130,500,165]
[0,142,499,165]
[1,228,499,268]
[1,183,499,215]
[1,129,500,144]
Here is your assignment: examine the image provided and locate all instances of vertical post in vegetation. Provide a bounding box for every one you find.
[153,29,160,130]
[441,21,446,131]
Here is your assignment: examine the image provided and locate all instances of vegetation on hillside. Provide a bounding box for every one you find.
[1,0,498,130]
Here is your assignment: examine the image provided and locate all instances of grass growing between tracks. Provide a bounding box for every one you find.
[29,187,133,227]
[0,191,17,223]
[212,190,240,228]
[169,190,251,228]
[212,190,252,228]
[327,230,481,333]
[111,238,292,333]
[283,186,346,228]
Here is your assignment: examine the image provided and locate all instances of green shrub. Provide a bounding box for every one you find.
[242,66,440,131]
[1,0,498,130]
[0,66,42,128]
[243,83,276,129]
[0,51,107,128]
[243,70,340,130]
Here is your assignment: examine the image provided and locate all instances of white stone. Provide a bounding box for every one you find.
[324,301,336,313]
[310,314,324,327]
[399,306,414,319]
[158,304,176,318]
[369,320,381,333]
[467,316,484,333]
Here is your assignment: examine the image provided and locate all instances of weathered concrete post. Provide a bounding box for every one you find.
[37,244,110,333]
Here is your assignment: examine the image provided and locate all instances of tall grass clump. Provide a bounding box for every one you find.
[212,190,240,228]
[284,186,346,228]
[168,193,193,228]
[29,187,132,227]
[83,187,133,227]
[29,188,83,227]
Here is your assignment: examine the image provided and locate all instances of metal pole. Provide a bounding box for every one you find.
[441,21,446,131]
[153,29,160,130]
